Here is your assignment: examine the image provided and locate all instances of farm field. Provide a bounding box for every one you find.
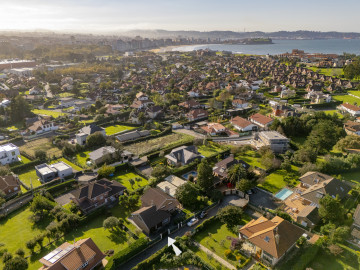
[20,137,62,159]
[124,133,194,156]
[111,169,148,191]
[105,124,137,136]
[32,109,66,118]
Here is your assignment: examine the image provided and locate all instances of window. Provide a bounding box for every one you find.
[264,236,270,242]
[11,151,15,156]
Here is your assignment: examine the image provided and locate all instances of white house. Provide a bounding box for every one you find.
[0,143,20,165]
[230,116,257,132]
[339,103,360,116]
[26,119,59,135]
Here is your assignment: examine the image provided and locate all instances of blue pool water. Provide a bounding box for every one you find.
[182,171,198,180]
[275,188,293,201]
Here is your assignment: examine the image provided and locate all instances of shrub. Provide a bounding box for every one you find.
[224,249,232,258]
[105,238,148,269]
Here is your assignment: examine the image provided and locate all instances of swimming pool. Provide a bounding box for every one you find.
[275,188,293,201]
[182,171,198,180]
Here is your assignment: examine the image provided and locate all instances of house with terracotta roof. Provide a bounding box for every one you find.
[344,120,360,136]
[249,113,273,129]
[0,175,21,198]
[186,108,208,121]
[232,99,249,109]
[38,238,105,270]
[178,99,201,109]
[200,122,226,136]
[230,116,257,132]
[239,216,304,266]
[71,179,126,213]
[339,103,360,116]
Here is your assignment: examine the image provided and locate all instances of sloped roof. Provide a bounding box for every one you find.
[141,187,180,211]
[239,216,304,259]
[165,145,201,164]
[299,171,333,186]
[79,124,104,135]
[353,204,360,227]
[249,113,273,125]
[0,175,20,192]
[231,116,254,128]
[132,205,171,230]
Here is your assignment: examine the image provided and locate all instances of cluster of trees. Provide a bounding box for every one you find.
[344,58,360,79]
[0,244,28,270]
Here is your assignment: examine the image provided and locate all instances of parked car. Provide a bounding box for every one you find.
[187,217,199,227]
[199,211,207,219]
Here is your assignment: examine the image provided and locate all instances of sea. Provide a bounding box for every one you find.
[168,39,360,55]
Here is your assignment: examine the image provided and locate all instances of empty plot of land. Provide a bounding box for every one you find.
[20,137,62,158]
[124,133,193,156]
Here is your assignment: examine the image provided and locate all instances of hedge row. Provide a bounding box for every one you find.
[11,159,42,173]
[105,238,149,270]
[46,179,76,196]
[303,100,342,108]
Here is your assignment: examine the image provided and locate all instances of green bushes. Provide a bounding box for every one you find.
[11,159,42,173]
[46,180,76,196]
[105,238,148,269]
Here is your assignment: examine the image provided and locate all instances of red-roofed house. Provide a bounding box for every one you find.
[231,116,258,132]
[249,113,273,129]
[232,99,249,109]
[201,123,226,135]
[239,216,304,266]
[339,103,360,116]
[186,109,208,121]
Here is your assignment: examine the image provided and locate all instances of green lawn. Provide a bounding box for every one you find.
[74,151,91,168]
[259,169,299,194]
[307,67,344,77]
[308,244,359,270]
[236,150,265,169]
[110,169,148,191]
[194,218,251,267]
[198,144,227,157]
[191,247,229,270]
[18,169,42,189]
[339,168,360,183]
[0,202,145,270]
[349,91,360,97]
[32,109,66,118]
[50,157,83,172]
[333,94,360,105]
[321,109,344,118]
[10,155,32,167]
[104,125,137,136]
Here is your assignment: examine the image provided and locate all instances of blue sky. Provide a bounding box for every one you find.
[1,0,359,33]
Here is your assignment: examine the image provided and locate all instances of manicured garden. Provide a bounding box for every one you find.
[110,169,148,191]
[74,151,91,168]
[198,143,228,157]
[193,218,251,267]
[105,124,137,136]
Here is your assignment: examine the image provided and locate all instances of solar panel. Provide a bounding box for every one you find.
[48,245,74,263]
[43,248,62,261]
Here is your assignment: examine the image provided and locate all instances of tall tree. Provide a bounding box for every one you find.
[319,195,344,224]
[197,159,214,191]
[227,164,248,184]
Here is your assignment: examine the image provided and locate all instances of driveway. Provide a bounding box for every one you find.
[249,188,278,210]
[55,192,75,206]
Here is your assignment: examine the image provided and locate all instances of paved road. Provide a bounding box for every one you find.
[120,195,242,270]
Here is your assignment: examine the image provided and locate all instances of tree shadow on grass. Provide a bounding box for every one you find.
[107,228,128,245]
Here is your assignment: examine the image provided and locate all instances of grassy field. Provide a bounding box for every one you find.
[20,138,62,159]
[194,218,251,267]
[105,124,137,136]
[333,94,360,105]
[111,169,148,191]
[198,143,227,157]
[191,247,229,270]
[339,169,360,183]
[124,133,194,156]
[308,244,359,270]
[32,109,66,118]
[259,168,299,194]
[321,109,344,118]
[349,91,360,97]
[74,151,91,168]
[9,154,32,167]
[236,150,265,169]
[0,203,145,270]
[50,157,83,172]
[18,169,42,189]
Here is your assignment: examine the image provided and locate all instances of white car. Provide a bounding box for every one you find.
[187,217,199,227]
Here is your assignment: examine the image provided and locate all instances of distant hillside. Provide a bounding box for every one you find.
[121,29,360,40]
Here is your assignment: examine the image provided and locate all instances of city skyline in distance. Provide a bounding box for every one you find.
[1,0,360,34]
